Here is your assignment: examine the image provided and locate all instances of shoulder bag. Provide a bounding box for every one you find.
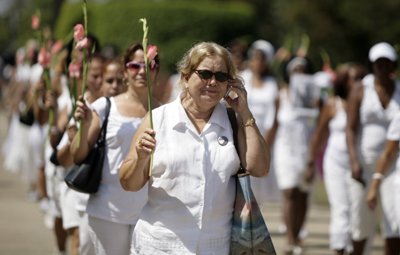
[64,97,111,194]
[227,108,277,255]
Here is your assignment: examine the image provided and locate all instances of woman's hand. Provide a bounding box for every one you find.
[74,95,92,127]
[351,161,365,187]
[224,78,252,118]
[44,90,58,110]
[304,164,315,184]
[366,181,379,211]
[66,123,78,142]
[136,128,156,160]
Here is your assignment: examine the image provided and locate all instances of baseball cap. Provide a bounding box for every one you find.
[368,42,397,63]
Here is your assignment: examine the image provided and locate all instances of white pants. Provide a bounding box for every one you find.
[323,155,352,251]
[395,181,400,236]
[60,182,80,230]
[79,211,95,255]
[349,161,399,241]
[88,215,135,255]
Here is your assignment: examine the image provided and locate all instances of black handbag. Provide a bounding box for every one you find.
[64,97,111,194]
[226,108,277,255]
[19,109,35,126]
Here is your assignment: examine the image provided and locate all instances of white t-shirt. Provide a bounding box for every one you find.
[386,112,400,185]
[133,92,240,254]
[86,97,148,224]
[358,74,400,165]
[241,69,278,135]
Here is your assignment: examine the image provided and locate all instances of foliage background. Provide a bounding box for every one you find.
[2,0,400,75]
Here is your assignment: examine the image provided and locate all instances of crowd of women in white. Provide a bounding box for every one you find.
[1,36,400,255]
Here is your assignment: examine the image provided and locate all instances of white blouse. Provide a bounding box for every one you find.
[358,74,400,165]
[133,92,241,255]
[86,97,148,224]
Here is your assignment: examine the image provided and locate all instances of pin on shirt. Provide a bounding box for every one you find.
[218,136,228,146]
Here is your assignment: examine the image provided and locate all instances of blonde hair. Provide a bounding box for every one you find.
[176,42,239,89]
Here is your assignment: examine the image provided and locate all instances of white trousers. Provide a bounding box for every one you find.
[79,211,95,255]
[60,182,80,230]
[349,161,399,241]
[395,182,400,236]
[323,155,352,251]
[88,215,135,255]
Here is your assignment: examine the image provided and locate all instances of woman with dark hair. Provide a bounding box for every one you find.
[346,42,400,255]
[268,56,315,254]
[71,42,161,255]
[305,63,367,255]
[241,40,281,206]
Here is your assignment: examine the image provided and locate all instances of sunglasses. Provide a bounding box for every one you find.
[126,61,159,71]
[194,69,230,82]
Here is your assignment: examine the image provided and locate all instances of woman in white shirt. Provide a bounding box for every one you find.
[305,63,367,255]
[346,42,400,255]
[242,40,280,206]
[120,42,271,254]
[71,42,161,255]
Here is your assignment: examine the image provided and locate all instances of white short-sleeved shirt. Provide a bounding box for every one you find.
[386,112,400,185]
[241,69,278,135]
[133,92,241,254]
[358,74,400,165]
[86,97,148,224]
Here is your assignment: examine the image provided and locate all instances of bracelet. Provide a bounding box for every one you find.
[50,126,60,135]
[372,173,385,181]
[242,117,256,127]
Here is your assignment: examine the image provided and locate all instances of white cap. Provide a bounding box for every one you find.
[368,42,397,63]
[248,40,275,65]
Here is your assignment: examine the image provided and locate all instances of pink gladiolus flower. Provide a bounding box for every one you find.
[68,62,82,78]
[73,24,85,42]
[31,14,39,30]
[38,47,51,68]
[51,40,64,56]
[75,37,88,50]
[147,44,158,62]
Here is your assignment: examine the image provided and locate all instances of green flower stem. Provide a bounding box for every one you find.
[41,68,53,157]
[140,18,154,177]
[22,92,37,116]
[77,0,88,148]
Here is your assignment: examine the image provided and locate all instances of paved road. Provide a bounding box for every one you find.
[0,111,384,255]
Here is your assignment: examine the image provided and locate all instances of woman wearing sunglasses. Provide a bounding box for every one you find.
[120,42,271,254]
[71,42,161,255]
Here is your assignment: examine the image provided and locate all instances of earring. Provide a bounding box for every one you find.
[122,77,129,86]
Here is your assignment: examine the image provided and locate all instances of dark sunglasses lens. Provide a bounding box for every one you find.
[215,72,229,82]
[128,63,141,70]
[197,70,213,79]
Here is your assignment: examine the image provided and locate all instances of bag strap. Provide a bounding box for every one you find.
[97,97,111,146]
[226,108,249,177]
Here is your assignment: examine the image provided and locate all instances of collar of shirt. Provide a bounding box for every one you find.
[169,92,230,132]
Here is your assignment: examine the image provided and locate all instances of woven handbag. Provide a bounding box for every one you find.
[64,97,110,194]
[227,108,277,255]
